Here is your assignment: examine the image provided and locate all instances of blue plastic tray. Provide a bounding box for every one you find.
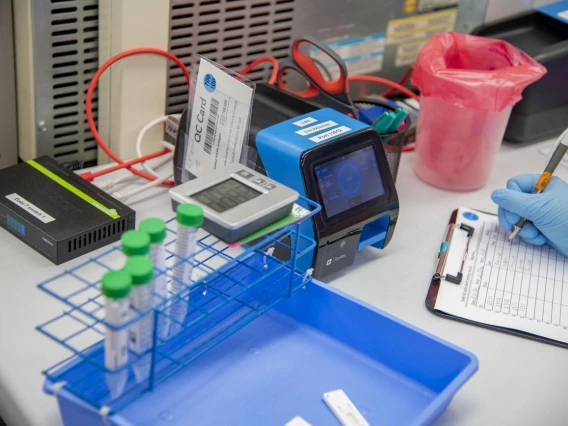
[45,279,478,426]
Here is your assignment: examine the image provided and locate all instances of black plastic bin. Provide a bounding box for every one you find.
[473,11,568,144]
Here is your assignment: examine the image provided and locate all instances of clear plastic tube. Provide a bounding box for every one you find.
[124,256,155,384]
[149,240,169,339]
[168,224,199,336]
[129,283,153,383]
[104,296,130,398]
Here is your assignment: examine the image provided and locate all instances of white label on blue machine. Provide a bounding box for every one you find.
[292,116,317,127]
[295,120,337,136]
[309,126,352,143]
[185,58,254,177]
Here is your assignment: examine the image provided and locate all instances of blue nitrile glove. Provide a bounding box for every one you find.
[491,174,568,256]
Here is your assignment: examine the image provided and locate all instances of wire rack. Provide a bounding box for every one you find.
[37,197,320,414]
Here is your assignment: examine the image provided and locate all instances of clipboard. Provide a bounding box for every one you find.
[425,208,568,349]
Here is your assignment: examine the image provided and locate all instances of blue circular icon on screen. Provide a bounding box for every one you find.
[462,212,479,221]
[204,73,216,93]
[338,163,361,195]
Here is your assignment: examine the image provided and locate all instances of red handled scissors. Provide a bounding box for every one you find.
[277,36,358,119]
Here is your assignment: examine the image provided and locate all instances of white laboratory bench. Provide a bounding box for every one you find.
[1,140,568,426]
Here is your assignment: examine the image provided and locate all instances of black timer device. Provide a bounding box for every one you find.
[174,84,399,278]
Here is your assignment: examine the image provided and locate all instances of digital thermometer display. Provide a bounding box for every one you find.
[314,145,385,218]
[169,164,299,243]
[192,178,261,213]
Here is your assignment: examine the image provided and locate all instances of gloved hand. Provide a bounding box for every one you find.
[491,174,568,256]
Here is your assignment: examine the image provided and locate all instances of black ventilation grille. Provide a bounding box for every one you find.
[38,0,100,165]
[166,0,296,114]
[67,218,128,253]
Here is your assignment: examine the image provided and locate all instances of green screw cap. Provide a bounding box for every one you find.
[176,203,204,227]
[121,230,150,256]
[139,218,167,243]
[102,270,132,299]
[123,256,154,285]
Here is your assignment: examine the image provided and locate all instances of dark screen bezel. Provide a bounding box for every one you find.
[313,144,385,219]
[301,129,395,234]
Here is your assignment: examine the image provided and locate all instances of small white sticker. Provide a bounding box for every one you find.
[309,126,351,143]
[296,120,337,136]
[292,117,317,127]
[165,115,180,139]
[185,58,254,177]
[5,193,55,223]
[559,10,568,21]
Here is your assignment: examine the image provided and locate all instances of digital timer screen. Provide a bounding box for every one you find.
[7,215,25,236]
[315,145,385,218]
[192,178,262,213]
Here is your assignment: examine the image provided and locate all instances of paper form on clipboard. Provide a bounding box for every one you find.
[426,207,568,347]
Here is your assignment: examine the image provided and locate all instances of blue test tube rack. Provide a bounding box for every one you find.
[37,196,320,414]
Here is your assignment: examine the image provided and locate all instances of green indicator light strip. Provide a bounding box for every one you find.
[27,160,120,219]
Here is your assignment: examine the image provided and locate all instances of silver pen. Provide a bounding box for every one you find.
[509,127,568,240]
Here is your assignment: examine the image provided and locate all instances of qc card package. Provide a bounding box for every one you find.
[184,57,255,178]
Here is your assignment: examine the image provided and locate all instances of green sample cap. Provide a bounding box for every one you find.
[387,108,409,133]
[176,203,204,227]
[123,256,154,285]
[102,270,132,299]
[121,230,151,256]
[139,218,167,243]
[373,111,396,134]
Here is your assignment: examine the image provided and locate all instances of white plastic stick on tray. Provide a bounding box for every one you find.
[323,389,370,426]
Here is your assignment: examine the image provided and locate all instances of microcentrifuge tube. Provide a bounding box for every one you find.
[102,270,132,399]
[139,218,169,340]
[169,204,203,337]
[124,256,155,384]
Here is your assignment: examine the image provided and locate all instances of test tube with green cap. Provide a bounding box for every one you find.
[123,256,154,383]
[102,270,132,399]
[121,230,151,257]
[169,203,204,336]
[138,218,169,340]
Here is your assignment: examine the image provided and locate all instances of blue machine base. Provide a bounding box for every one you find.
[45,281,477,426]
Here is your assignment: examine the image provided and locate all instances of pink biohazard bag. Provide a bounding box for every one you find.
[411,32,546,191]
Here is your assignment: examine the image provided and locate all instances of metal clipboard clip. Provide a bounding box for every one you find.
[432,222,475,286]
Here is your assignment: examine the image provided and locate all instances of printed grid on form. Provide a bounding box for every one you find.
[469,221,568,328]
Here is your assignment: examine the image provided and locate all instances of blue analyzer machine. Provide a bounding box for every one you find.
[175,84,399,278]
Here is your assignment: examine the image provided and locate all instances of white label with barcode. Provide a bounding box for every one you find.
[185,58,254,177]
